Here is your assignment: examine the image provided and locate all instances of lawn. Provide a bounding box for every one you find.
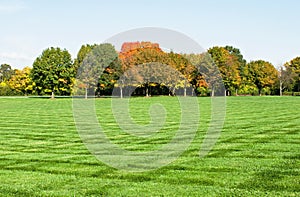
[0,96,299,196]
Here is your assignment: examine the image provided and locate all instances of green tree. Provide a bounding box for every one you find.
[0,64,15,96]
[31,47,75,98]
[208,47,241,95]
[285,57,300,92]
[278,65,297,96]
[76,43,118,99]
[224,46,248,94]
[73,44,97,72]
[238,64,258,95]
[97,57,123,96]
[224,46,246,67]
[184,53,219,96]
[246,60,278,96]
[0,64,14,82]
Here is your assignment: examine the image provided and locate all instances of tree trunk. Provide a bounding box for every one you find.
[85,87,88,99]
[146,86,149,97]
[184,81,187,97]
[211,86,215,97]
[172,87,176,96]
[280,80,283,96]
[120,86,123,99]
[235,89,238,96]
[259,89,262,96]
[51,91,54,99]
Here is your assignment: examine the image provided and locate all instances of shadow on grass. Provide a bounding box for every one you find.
[237,159,300,192]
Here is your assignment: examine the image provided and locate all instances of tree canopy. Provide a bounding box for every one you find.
[75,43,119,98]
[0,64,14,82]
[31,47,75,98]
[8,67,35,96]
[2,42,300,97]
[246,60,278,95]
[208,46,241,95]
[285,57,300,92]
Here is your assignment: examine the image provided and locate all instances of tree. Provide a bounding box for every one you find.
[0,64,15,96]
[246,60,278,96]
[285,57,300,92]
[119,42,168,71]
[224,46,246,68]
[183,53,214,96]
[0,81,13,96]
[208,47,241,96]
[167,52,197,96]
[119,42,202,97]
[73,44,97,72]
[238,64,259,95]
[76,43,119,99]
[31,47,75,99]
[73,44,97,98]
[224,46,248,94]
[119,42,170,97]
[0,64,14,82]
[278,65,297,96]
[8,67,35,95]
[97,57,123,96]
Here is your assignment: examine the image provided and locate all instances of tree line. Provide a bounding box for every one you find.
[1,42,300,97]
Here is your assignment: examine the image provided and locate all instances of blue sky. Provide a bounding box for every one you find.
[1,0,300,69]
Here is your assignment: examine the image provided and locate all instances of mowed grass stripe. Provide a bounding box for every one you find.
[0,96,299,196]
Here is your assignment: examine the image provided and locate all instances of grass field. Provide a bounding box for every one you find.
[0,96,299,196]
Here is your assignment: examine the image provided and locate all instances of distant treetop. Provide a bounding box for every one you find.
[121,41,160,53]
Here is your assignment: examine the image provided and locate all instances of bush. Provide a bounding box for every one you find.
[293,92,300,96]
[282,92,300,96]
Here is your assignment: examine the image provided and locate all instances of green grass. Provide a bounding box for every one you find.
[0,96,299,196]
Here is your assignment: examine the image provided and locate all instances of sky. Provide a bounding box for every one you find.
[1,0,300,69]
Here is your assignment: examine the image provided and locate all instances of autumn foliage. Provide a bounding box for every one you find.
[118,41,207,96]
[2,41,300,97]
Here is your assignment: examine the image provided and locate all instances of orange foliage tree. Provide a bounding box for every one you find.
[118,41,206,96]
